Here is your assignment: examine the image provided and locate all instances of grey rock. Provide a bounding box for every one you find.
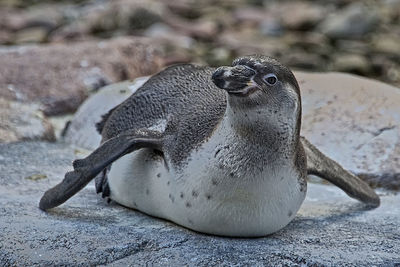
[0,141,399,265]
[330,54,372,75]
[259,17,283,37]
[318,3,380,39]
[336,40,370,54]
[63,77,149,150]
[143,23,195,49]
[0,97,55,143]
[297,71,400,189]
[281,51,326,70]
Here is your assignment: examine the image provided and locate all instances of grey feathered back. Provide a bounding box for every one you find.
[100,64,227,166]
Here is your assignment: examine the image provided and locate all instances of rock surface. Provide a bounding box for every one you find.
[0,97,55,143]
[63,77,149,150]
[0,141,399,266]
[0,37,163,116]
[298,72,400,190]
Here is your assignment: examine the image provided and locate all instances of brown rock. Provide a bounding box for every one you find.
[14,27,48,44]
[371,35,400,58]
[298,71,400,189]
[233,7,268,25]
[0,97,55,143]
[164,16,218,40]
[217,29,289,57]
[0,37,164,116]
[83,0,164,34]
[275,2,326,30]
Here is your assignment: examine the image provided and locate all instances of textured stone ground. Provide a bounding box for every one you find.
[0,142,399,266]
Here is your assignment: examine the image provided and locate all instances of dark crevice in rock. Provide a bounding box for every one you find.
[371,125,396,137]
[357,172,400,191]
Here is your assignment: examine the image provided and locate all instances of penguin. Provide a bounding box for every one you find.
[39,55,380,237]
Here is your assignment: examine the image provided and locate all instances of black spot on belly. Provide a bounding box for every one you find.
[188,219,194,225]
[205,194,212,200]
[169,194,175,203]
[229,172,234,178]
[211,179,218,185]
[146,189,149,195]
[180,192,184,198]
[185,202,192,208]
[288,210,293,217]
[192,190,198,197]
[157,173,161,178]
[167,181,170,186]
[133,202,138,207]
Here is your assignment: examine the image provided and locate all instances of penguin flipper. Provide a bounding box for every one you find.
[39,129,163,211]
[300,136,380,208]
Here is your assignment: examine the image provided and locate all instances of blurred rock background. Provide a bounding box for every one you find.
[1,0,399,86]
[0,0,399,185]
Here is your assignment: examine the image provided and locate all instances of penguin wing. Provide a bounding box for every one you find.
[300,137,380,207]
[39,129,163,211]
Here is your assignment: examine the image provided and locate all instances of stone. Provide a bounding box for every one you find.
[318,3,380,39]
[143,23,195,49]
[0,37,164,116]
[336,40,370,54]
[63,77,149,150]
[217,29,289,57]
[0,30,12,45]
[165,0,203,19]
[281,51,326,70]
[233,7,269,25]
[83,0,164,35]
[163,16,218,40]
[282,32,331,57]
[48,21,93,43]
[330,54,372,75]
[0,141,399,265]
[275,1,327,31]
[297,71,400,189]
[14,27,48,44]
[0,98,55,143]
[371,35,400,58]
[259,17,284,37]
[0,3,66,44]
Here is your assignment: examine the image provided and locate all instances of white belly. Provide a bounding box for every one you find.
[107,134,306,237]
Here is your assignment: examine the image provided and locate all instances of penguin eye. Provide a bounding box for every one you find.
[263,74,277,85]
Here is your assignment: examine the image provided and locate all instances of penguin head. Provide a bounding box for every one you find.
[212,55,300,110]
[212,55,302,136]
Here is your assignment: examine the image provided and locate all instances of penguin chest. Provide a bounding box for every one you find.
[172,143,307,237]
[106,138,306,237]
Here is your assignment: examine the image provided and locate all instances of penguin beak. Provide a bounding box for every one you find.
[212,66,258,97]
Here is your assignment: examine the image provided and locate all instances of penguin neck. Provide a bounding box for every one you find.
[225,102,299,155]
